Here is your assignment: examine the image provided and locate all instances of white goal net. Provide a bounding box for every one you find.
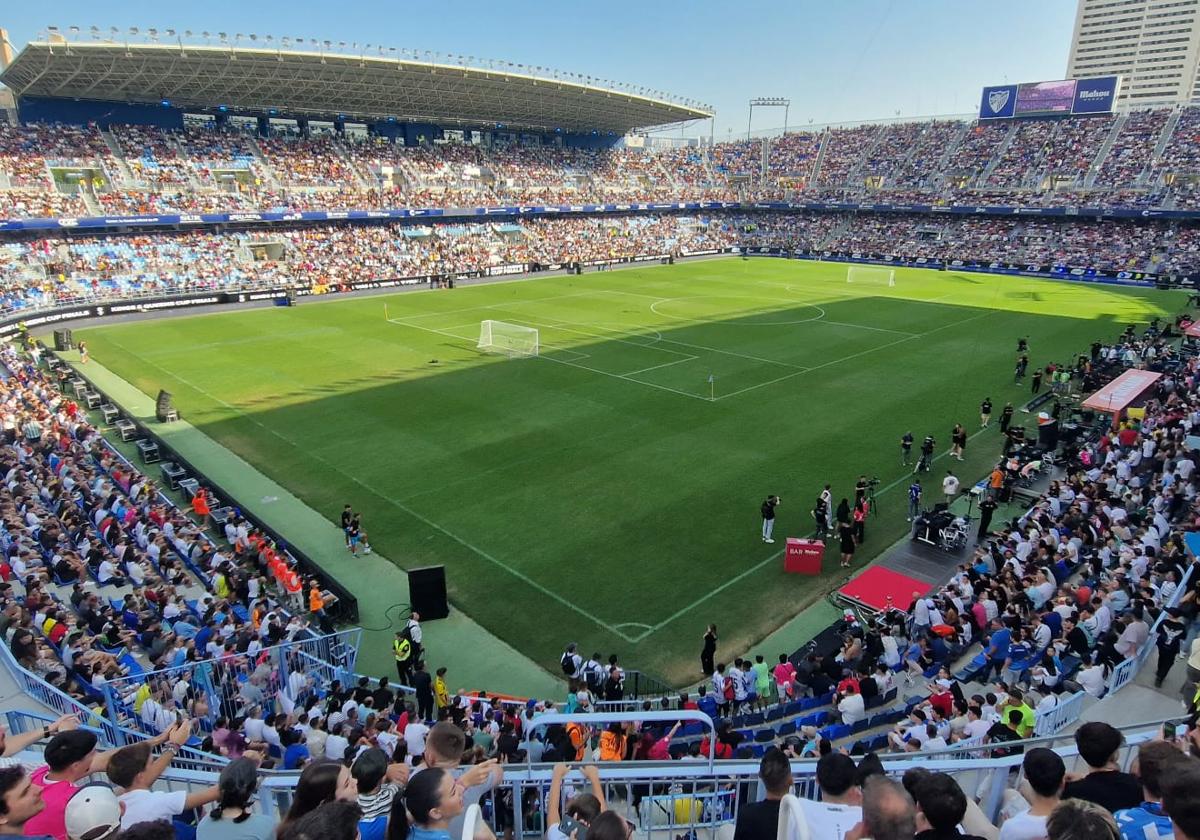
[847,266,896,286]
[477,320,539,357]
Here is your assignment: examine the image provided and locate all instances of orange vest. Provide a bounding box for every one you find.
[308,588,324,613]
[283,570,302,595]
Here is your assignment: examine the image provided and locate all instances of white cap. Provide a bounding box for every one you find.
[65,784,122,840]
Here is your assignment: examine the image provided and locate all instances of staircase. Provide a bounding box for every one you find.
[1084,111,1128,188]
[818,215,854,249]
[930,122,972,189]
[78,188,101,215]
[245,136,282,188]
[331,139,370,189]
[846,126,885,184]
[99,128,136,186]
[976,122,1016,187]
[165,134,204,191]
[1142,107,1183,187]
[809,130,830,184]
[699,147,720,189]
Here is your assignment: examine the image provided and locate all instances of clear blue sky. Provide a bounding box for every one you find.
[1,0,1079,136]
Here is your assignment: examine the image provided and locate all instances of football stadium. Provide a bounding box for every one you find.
[0,2,1199,838]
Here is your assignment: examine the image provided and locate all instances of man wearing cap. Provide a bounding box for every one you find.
[105,721,218,829]
[63,785,122,840]
[25,728,132,840]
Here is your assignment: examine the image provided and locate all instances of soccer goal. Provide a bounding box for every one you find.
[477,320,539,357]
[847,266,896,286]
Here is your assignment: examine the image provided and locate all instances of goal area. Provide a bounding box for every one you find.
[847,266,896,286]
[477,320,539,357]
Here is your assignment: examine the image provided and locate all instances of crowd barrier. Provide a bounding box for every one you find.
[0,715,1171,837]
[99,629,363,743]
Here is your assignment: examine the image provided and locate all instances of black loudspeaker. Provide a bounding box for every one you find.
[408,565,449,620]
[53,329,74,351]
[155,390,175,422]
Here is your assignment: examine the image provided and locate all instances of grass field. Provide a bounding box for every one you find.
[75,258,1182,685]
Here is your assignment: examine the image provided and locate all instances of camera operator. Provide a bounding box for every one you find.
[918,434,936,473]
[855,475,869,506]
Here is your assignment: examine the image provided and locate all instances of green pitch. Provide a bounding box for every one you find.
[76,258,1180,685]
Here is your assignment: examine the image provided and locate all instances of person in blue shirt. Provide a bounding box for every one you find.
[984,619,1012,681]
[282,728,310,771]
[696,685,718,720]
[908,480,922,522]
[1115,740,1186,840]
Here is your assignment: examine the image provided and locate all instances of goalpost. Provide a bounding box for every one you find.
[477,320,539,357]
[847,265,896,287]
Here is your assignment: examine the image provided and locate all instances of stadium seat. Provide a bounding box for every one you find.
[754,729,776,743]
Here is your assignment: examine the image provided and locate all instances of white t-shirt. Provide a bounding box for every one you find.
[119,789,187,829]
[838,693,865,725]
[798,798,862,840]
[1000,810,1048,840]
[324,734,350,762]
[404,721,430,756]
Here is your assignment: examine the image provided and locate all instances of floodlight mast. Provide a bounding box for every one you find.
[748,97,790,139]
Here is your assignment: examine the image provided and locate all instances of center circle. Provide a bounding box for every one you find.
[650,295,825,326]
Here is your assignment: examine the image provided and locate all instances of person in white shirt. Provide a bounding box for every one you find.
[1077,662,1108,698]
[242,708,266,744]
[1000,747,1064,840]
[324,723,351,763]
[837,686,866,726]
[798,752,862,840]
[106,720,219,828]
[959,705,992,742]
[942,471,960,504]
[920,724,948,752]
[404,719,430,759]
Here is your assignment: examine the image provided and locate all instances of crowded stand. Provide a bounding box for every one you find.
[1094,108,1169,187]
[257,136,359,187]
[1,211,1199,317]
[942,121,1012,186]
[1152,106,1200,182]
[6,107,1200,217]
[109,126,195,188]
[889,120,966,191]
[1041,113,1114,185]
[707,140,761,179]
[860,122,927,185]
[812,125,879,188]
[766,132,821,184]
[984,118,1058,188]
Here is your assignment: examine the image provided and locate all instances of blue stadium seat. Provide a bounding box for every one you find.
[754,728,776,743]
[744,712,765,727]
[777,721,796,737]
[765,706,784,722]
[851,718,870,734]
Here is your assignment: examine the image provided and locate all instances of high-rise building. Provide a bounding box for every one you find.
[1066,0,1200,105]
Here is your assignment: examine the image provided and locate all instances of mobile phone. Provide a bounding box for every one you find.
[1176,722,1190,739]
[558,816,587,840]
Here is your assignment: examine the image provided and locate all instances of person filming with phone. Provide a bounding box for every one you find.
[546,763,606,840]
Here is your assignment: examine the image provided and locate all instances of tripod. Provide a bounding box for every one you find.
[866,485,879,516]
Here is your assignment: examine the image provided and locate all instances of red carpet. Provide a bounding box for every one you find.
[838,566,931,612]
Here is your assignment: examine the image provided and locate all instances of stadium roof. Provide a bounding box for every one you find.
[0,40,713,133]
